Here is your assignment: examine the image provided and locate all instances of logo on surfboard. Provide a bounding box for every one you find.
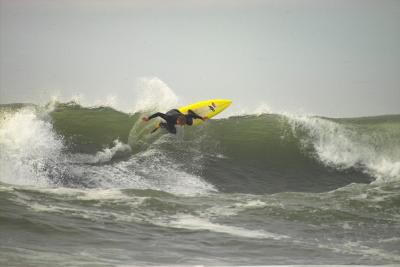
[208,102,216,112]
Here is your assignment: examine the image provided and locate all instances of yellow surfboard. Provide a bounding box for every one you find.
[150,99,232,133]
[178,99,232,126]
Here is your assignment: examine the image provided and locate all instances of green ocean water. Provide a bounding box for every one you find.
[1,102,399,266]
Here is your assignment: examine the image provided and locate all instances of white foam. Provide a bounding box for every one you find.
[284,113,400,183]
[36,77,179,114]
[341,222,353,230]
[205,199,270,217]
[69,145,217,195]
[222,102,274,118]
[126,135,216,195]
[72,139,131,164]
[377,237,400,243]
[123,154,217,195]
[234,200,268,209]
[165,214,287,240]
[318,240,400,262]
[0,184,14,192]
[0,100,215,195]
[76,189,129,201]
[91,140,131,163]
[33,187,141,202]
[48,93,123,112]
[132,77,179,113]
[252,103,274,115]
[231,101,400,184]
[0,108,64,186]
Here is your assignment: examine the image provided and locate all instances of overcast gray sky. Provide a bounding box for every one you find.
[1,0,399,117]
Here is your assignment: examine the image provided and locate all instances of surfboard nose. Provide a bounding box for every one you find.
[215,99,232,105]
[220,99,232,108]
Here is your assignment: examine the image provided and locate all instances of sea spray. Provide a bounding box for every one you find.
[0,107,65,186]
[132,77,179,113]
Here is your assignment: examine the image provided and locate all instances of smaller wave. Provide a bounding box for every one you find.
[235,102,400,184]
[90,139,131,163]
[286,114,400,183]
[71,139,131,164]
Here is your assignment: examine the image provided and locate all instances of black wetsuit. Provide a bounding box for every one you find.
[148,109,203,134]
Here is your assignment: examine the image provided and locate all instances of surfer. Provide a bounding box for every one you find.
[142,109,207,134]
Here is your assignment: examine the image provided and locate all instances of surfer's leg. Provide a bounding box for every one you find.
[159,123,176,134]
[186,117,193,125]
[167,124,177,134]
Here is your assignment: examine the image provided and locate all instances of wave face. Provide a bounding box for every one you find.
[1,102,400,266]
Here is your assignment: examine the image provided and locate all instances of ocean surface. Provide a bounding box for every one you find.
[1,102,400,266]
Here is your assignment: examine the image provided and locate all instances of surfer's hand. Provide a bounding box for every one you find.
[142,117,149,122]
[202,116,208,121]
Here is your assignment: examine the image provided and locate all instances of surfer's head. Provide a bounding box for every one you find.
[176,115,187,126]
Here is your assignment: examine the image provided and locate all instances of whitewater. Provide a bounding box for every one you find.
[1,89,400,265]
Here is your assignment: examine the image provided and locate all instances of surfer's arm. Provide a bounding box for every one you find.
[146,112,169,121]
[187,109,205,120]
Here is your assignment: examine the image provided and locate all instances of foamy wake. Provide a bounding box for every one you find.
[85,147,217,195]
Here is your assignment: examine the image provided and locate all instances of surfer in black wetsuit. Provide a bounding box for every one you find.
[142,109,207,134]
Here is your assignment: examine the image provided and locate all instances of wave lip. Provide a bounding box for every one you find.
[286,114,400,183]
